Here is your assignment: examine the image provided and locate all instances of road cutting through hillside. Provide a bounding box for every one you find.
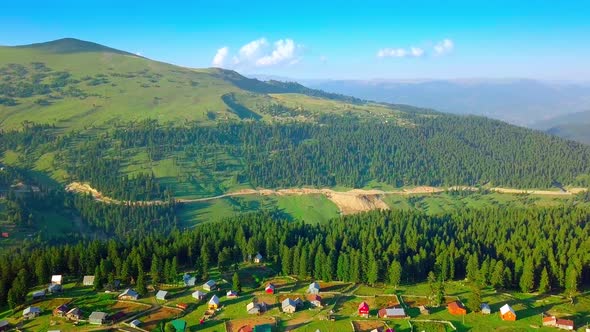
[65,182,588,215]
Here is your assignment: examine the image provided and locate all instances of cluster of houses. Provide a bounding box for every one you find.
[32,275,63,300]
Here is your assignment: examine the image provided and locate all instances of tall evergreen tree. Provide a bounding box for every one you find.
[538,267,550,294]
[388,260,402,288]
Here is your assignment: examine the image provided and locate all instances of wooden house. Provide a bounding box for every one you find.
[499,304,516,321]
[156,290,169,301]
[378,307,407,319]
[556,319,574,330]
[192,290,206,300]
[227,290,238,298]
[481,303,491,314]
[308,294,322,307]
[66,307,81,321]
[53,304,69,317]
[32,289,46,300]
[307,282,320,294]
[183,273,196,287]
[83,275,95,286]
[254,253,263,263]
[51,275,63,285]
[246,301,266,314]
[447,301,467,315]
[203,280,217,291]
[282,298,298,313]
[89,311,108,325]
[23,306,41,319]
[118,288,139,300]
[358,301,370,317]
[130,319,142,328]
[265,283,275,294]
[48,283,62,293]
[0,320,9,332]
[208,295,220,310]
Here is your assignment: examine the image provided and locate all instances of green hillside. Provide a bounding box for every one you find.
[1,38,590,213]
[0,38,403,130]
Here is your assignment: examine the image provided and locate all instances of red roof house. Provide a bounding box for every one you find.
[1,233,8,238]
[499,304,516,321]
[556,319,574,330]
[265,284,275,294]
[358,301,370,317]
[448,301,467,315]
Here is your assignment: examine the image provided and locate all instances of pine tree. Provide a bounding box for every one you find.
[466,255,479,282]
[538,267,550,294]
[564,266,578,300]
[388,260,402,288]
[170,257,178,283]
[150,254,162,285]
[136,265,147,296]
[93,266,103,290]
[163,259,171,283]
[232,272,242,292]
[491,260,505,289]
[299,247,308,279]
[367,255,379,286]
[467,283,482,312]
[519,258,535,293]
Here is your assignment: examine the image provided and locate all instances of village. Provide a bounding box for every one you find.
[0,253,588,332]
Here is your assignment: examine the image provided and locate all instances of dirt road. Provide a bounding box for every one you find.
[66,182,587,215]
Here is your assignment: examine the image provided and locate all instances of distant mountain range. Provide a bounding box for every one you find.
[301,78,590,127]
[532,110,590,144]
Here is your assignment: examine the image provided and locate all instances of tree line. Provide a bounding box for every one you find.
[1,206,588,308]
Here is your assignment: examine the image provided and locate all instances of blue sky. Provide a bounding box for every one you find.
[1,0,589,79]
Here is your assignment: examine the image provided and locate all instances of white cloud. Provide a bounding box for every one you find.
[410,47,424,57]
[377,47,423,58]
[256,39,297,66]
[238,38,267,60]
[212,46,229,67]
[434,39,454,55]
[213,38,302,68]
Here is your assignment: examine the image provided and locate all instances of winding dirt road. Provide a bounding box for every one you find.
[65,182,587,215]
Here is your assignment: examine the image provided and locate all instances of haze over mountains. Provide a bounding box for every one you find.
[302,78,590,127]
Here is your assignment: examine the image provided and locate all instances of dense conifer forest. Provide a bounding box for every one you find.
[1,203,589,308]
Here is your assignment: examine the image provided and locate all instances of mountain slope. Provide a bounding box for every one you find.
[0,38,399,130]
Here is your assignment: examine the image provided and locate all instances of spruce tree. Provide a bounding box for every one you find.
[467,283,482,312]
[388,260,402,288]
[232,272,242,292]
[538,267,550,294]
[93,266,103,290]
[519,258,535,293]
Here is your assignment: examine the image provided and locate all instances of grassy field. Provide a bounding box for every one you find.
[2,264,589,332]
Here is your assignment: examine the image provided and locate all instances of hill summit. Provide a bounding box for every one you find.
[14,37,138,56]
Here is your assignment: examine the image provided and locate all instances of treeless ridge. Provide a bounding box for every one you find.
[66,182,588,215]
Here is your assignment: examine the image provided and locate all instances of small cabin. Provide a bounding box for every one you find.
[89,311,108,325]
[130,319,142,328]
[66,307,81,321]
[208,295,220,310]
[227,290,238,298]
[203,280,217,291]
[447,301,467,315]
[358,301,370,317]
[23,306,41,319]
[53,304,69,317]
[308,282,320,294]
[192,290,206,300]
[183,273,196,287]
[254,253,263,263]
[51,275,63,285]
[282,298,298,313]
[83,275,95,286]
[265,283,275,294]
[308,294,322,307]
[481,303,491,314]
[156,290,169,301]
[118,288,139,300]
[0,320,9,332]
[499,304,516,321]
[378,307,407,319]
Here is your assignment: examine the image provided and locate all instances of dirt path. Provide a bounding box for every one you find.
[65,182,587,215]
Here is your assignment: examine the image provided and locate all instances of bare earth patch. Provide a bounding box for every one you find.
[137,306,182,331]
[226,316,276,332]
[353,320,386,332]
